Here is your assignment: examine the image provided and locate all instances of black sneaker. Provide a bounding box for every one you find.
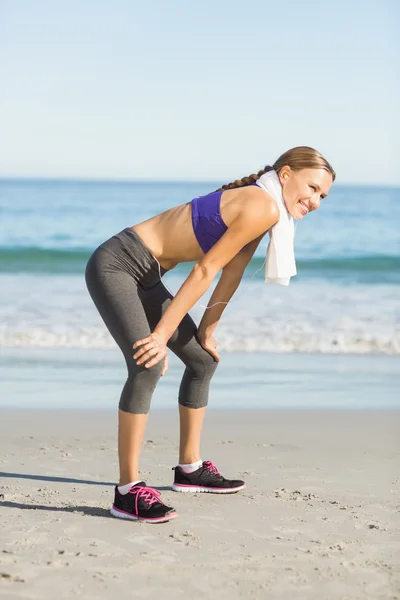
[110,482,178,523]
[172,461,246,494]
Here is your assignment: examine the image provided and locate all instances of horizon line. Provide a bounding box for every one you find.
[0,175,398,190]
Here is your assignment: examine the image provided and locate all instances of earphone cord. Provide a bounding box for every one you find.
[154,256,267,309]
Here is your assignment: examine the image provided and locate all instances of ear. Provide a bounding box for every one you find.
[279,165,292,183]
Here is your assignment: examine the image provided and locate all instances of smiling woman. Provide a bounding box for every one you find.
[84,145,336,524]
[216,146,335,220]
[282,168,332,218]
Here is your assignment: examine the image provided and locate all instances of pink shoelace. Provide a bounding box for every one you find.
[128,485,163,514]
[203,460,222,476]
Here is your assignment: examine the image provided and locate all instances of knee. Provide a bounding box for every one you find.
[119,359,164,414]
[203,351,219,377]
[178,351,218,410]
[189,349,219,380]
[127,357,164,381]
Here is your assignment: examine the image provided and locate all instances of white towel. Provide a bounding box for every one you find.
[255,169,296,286]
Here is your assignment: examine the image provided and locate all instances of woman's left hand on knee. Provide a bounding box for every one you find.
[161,354,168,376]
[196,330,221,362]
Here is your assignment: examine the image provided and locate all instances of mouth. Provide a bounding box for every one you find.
[298,200,309,216]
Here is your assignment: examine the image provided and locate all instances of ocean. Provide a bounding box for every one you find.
[1,178,399,355]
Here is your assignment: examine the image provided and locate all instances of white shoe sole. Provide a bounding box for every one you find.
[171,483,246,494]
[110,506,178,523]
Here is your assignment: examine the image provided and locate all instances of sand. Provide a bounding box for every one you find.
[0,408,399,599]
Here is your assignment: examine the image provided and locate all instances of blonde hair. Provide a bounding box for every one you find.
[216,146,336,191]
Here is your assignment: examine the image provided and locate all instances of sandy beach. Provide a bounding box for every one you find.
[0,408,399,599]
[1,3,399,598]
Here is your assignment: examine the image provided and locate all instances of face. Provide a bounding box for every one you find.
[278,167,333,220]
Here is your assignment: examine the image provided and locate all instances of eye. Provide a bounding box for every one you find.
[310,185,317,192]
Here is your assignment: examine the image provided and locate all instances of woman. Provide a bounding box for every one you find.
[85,146,335,523]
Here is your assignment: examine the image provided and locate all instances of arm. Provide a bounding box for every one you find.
[133,191,279,367]
[153,194,278,342]
[197,233,265,339]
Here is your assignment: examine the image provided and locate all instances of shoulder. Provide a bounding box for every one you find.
[234,185,280,225]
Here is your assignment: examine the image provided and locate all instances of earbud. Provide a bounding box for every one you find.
[283,174,288,180]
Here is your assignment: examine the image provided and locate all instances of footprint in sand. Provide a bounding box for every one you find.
[274,488,319,502]
[274,488,353,511]
[0,572,25,583]
[168,530,201,547]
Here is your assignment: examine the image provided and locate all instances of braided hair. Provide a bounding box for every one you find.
[215,146,336,192]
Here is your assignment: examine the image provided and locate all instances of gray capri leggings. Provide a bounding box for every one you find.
[85,227,218,414]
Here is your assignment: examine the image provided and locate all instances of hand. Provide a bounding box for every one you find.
[161,354,168,377]
[132,332,168,369]
[196,329,220,362]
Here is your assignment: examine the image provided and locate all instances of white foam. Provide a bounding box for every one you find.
[1,274,399,355]
[0,326,398,354]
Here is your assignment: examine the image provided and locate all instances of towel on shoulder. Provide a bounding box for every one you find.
[255,169,296,286]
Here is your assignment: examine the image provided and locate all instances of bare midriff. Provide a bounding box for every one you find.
[130,186,264,271]
[131,202,200,271]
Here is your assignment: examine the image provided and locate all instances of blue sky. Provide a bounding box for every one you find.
[0,0,398,185]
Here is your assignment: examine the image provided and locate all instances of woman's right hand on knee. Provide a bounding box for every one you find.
[133,332,168,369]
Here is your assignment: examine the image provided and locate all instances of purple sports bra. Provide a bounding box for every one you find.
[191,184,259,254]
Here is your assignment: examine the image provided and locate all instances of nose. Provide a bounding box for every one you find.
[310,196,321,210]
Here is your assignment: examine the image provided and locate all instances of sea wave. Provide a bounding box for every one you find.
[1,327,398,355]
[1,246,399,283]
